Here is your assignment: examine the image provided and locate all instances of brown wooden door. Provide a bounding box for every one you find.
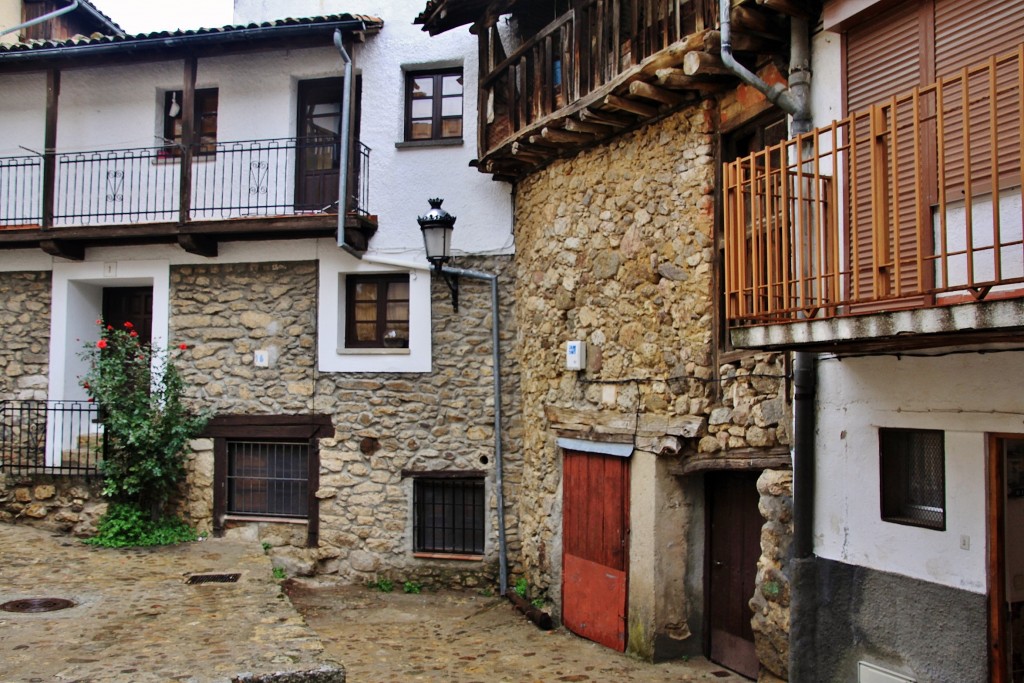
[296,78,344,212]
[102,286,153,344]
[707,471,762,679]
[562,449,629,651]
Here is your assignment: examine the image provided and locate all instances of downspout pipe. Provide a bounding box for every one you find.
[442,265,509,596]
[333,28,357,248]
[1,0,80,39]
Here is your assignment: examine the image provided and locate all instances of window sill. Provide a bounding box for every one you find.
[413,552,484,562]
[337,347,411,355]
[224,515,307,525]
[395,139,464,149]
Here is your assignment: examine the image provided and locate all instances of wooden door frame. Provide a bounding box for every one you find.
[987,432,1024,683]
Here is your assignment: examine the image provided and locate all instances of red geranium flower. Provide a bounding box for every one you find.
[97,339,108,349]
[179,343,188,350]
[95,319,102,325]
[124,321,134,329]
[106,325,113,331]
[82,381,90,389]
[130,330,139,338]
[87,397,94,403]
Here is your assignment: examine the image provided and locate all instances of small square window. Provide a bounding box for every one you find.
[162,88,218,156]
[413,476,485,555]
[405,69,463,142]
[879,428,945,530]
[345,273,410,348]
[226,440,310,518]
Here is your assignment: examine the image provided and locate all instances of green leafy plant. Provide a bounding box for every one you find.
[514,577,528,597]
[262,541,272,555]
[403,580,422,594]
[80,320,208,520]
[83,501,196,548]
[531,597,546,609]
[272,566,286,580]
[367,578,394,593]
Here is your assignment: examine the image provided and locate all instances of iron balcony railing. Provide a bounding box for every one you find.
[0,400,103,476]
[0,136,370,228]
[478,0,716,154]
[724,45,1024,327]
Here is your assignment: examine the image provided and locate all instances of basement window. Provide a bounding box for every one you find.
[879,428,946,530]
[226,440,309,518]
[411,474,485,557]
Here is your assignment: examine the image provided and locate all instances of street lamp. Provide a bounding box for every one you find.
[418,197,459,311]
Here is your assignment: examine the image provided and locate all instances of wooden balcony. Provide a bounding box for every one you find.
[471,0,801,179]
[724,45,1024,352]
[0,136,376,259]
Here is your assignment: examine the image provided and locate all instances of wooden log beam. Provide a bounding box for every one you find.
[603,94,659,117]
[656,68,731,92]
[40,238,84,261]
[756,0,816,19]
[541,126,595,144]
[579,107,633,128]
[628,81,688,106]
[637,30,708,78]
[682,51,732,77]
[703,29,782,55]
[563,118,614,135]
[177,233,218,258]
[732,5,784,39]
[526,135,561,148]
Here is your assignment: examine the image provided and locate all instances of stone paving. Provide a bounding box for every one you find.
[0,523,748,682]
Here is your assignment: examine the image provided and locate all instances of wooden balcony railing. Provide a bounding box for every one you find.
[0,136,370,229]
[478,0,715,156]
[724,45,1024,328]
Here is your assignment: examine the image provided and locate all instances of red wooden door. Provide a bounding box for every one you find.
[562,449,630,651]
[707,471,762,679]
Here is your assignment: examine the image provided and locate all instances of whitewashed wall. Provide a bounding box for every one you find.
[814,352,1024,593]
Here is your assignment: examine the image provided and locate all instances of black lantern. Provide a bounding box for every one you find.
[418,198,460,311]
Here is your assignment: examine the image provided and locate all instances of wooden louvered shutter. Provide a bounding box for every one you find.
[846,1,930,302]
[934,0,1024,196]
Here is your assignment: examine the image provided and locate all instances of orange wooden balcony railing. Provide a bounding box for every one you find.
[724,45,1024,328]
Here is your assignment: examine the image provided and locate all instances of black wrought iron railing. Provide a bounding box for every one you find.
[0,400,103,475]
[0,136,371,227]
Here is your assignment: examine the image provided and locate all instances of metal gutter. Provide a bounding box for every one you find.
[333,28,356,249]
[442,265,509,596]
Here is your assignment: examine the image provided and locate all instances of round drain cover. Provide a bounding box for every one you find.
[1,598,75,613]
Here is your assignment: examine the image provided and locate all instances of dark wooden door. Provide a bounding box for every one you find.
[102,287,153,344]
[296,78,344,212]
[707,471,762,679]
[562,449,629,651]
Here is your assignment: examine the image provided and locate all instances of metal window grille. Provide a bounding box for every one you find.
[880,428,946,530]
[413,477,485,555]
[226,440,309,518]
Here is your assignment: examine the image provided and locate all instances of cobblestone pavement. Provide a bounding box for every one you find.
[286,580,748,683]
[0,524,747,682]
[0,524,340,683]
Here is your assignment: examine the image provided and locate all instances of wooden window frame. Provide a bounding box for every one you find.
[404,68,464,142]
[344,273,410,349]
[405,470,486,558]
[206,414,334,547]
[879,427,946,531]
[162,87,218,156]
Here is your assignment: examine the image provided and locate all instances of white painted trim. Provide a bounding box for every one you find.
[557,437,634,458]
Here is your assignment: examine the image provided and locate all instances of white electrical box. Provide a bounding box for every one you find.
[566,340,586,371]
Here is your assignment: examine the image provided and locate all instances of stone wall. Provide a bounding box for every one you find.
[171,256,522,590]
[0,271,51,401]
[752,469,793,681]
[0,473,106,535]
[510,100,791,665]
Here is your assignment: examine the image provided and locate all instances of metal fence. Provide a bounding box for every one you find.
[0,136,371,227]
[0,400,103,476]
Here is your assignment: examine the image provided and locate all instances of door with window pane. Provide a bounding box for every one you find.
[296,78,344,212]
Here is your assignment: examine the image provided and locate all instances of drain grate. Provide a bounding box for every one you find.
[186,573,240,585]
[1,598,75,613]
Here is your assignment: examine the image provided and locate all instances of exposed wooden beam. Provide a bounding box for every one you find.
[579,107,632,128]
[177,233,217,257]
[656,68,731,92]
[732,5,784,39]
[628,81,689,106]
[603,94,659,118]
[42,69,60,230]
[179,56,197,226]
[526,135,561,148]
[637,31,708,78]
[40,239,84,261]
[563,118,614,135]
[703,29,782,54]
[682,51,732,77]
[541,126,595,144]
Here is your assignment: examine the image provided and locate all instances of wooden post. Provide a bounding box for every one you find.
[42,69,60,230]
[178,56,197,225]
[478,28,490,158]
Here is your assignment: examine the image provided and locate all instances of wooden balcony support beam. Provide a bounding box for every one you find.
[177,233,218,258]
[731,5,784,39]
[541,126,595,144]
[579,107,632,128]
[603,94,659,117]
[656,68,730,92]
[40,238,84,261]
[628,81,689,106]
[563,118,615,135]
[683,51,733,77]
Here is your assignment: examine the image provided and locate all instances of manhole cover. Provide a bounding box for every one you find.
[1,598,75,613]
[186,573,240,585]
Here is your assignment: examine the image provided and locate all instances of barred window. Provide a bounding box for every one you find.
[879,428,946,530]
[227,440,309,518]
[413,476,485,556]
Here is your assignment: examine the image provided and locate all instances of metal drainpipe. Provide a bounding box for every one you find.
[717,3,817,678]
[333,28,357,248]
[1,0,80,39]
[442,265,509,596]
